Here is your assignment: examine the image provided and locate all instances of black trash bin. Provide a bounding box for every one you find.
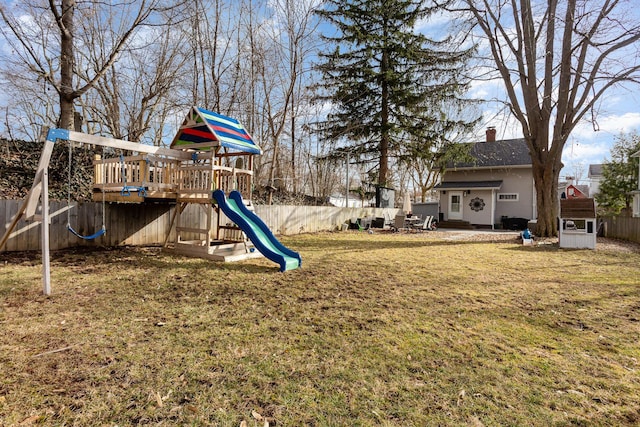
[372,217,385,228]
[502,217,529,230]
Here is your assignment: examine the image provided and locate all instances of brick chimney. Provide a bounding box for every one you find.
[485,126,496,142]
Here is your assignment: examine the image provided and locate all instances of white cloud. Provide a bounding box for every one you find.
[471,102,640,180]
[572,112,640,141]
[415,10,452,36]
[563,138,610,163]
[560,112,640,179]
[471,102,522,140]
[468,77,505,101]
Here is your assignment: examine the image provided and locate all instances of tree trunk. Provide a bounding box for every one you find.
[379,49,390,186]
[531,156,561,237]
[58,0,76,130]
[291,94,297,193]
[379,130,389,187]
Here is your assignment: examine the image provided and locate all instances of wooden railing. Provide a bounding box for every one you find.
[94,155,179,195]
[175,163,213,202]
[93,155,252,202]
[175,160,253,202]
[218,169,252,198]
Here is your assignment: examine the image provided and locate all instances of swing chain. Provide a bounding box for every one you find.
[66,140,106,239]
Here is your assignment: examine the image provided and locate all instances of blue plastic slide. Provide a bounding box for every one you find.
[212,190,302,272]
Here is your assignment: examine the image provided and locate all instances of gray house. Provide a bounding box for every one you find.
[434,130,535,229]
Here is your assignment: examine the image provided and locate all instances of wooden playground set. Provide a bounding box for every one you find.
[0,107,301,294]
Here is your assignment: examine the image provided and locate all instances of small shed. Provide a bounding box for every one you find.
[558,198,597,249]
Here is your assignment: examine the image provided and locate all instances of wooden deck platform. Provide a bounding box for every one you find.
[92,189,178,204]
[169,240,263,262]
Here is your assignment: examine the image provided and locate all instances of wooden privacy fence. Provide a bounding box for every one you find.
[0,199,398,252]
[600,216,640,244]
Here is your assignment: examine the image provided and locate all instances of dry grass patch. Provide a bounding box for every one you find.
[1,232,639,426]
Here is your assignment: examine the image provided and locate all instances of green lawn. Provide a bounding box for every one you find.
[1,231,639,426]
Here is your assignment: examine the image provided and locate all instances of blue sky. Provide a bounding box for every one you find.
[1,1,638,186]
[417,4,640,185]
[470,79,640,183]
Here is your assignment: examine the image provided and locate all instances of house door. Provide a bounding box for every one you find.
[449,191,463,220]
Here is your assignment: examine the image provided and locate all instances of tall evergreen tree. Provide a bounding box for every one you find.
[596,132,640,216]
[314,0,477,187]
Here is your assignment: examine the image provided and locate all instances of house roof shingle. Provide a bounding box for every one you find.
[433,180,503,190]
[560,198,596,219]
[449,138,531,169]
[575,184,590,197]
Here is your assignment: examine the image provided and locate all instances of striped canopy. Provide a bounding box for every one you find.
[170,107,262,154]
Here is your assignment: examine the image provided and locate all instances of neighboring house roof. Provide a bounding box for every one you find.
[560,198,596,218]
[588,163,603,178]
[434,180,503,190]
[448,138,531,169]
[576,184,590,196]
[564,184,589,198]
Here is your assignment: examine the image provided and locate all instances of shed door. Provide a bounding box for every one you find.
[449,191,463,220]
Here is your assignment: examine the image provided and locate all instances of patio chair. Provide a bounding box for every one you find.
[393,213,406,232]
[411,215,434,232]
[383,211,394,228]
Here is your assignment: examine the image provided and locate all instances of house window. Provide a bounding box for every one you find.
[498,193,519,201]
[563,219,586,233]
[451,194,461,213]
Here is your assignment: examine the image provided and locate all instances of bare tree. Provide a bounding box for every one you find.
[81,16,190,143]
[0,0,329,204]
[244,0,321,202]
[0,0,186,132]
[0,2,63,138]
[451,0,640,236]
[186,0,245,113]
[273,0,322,194]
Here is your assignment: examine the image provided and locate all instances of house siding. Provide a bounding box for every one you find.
[443,168,535,225]
[462,189,494,225]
